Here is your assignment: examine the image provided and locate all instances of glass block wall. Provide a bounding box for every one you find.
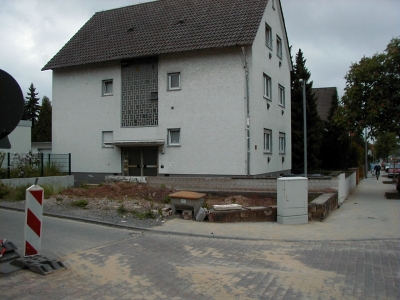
[121,57,158,127]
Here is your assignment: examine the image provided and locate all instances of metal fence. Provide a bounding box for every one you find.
[0,152,71,179]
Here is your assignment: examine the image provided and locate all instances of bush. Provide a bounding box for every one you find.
[0,151,64,179]
[7,184,31,201]
[44,162,63,177]
[0,183,11,199]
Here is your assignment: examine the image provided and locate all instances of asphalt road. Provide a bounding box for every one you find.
[0,209,135,259]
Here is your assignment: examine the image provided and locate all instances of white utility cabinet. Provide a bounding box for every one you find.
[277,177,308,225]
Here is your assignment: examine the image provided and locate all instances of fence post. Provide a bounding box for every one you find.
[7,152,10,179]
[41,152,44,177]
[68,153,71,175]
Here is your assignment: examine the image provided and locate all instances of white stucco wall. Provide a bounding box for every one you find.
[53,49,247,175]
[52,62,122,173]
[158,48,247,175]
[6,120,32,154]
[248,0,292,175]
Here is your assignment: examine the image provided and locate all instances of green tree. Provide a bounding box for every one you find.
[32,96,52,142]
[348,135,365,168]
[321,89,350,170]
[291,49,324,174]
[22,83,40,128]
[336,37,400,138]
[374,132,399,162]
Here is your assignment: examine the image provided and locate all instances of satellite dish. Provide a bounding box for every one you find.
[0,69,24,149]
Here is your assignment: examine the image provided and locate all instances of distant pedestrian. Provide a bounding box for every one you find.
[374,164,381,180]
[370,163,375,175]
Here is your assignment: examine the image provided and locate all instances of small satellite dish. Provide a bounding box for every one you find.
[0,69,24,149]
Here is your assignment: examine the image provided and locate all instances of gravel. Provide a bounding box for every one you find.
[0,196,174,228]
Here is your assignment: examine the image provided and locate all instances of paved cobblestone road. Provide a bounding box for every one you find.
[1,232,399,300]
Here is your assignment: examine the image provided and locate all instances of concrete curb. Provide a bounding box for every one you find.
[1,205,398,243]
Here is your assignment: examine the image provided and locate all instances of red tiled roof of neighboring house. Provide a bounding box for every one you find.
[312,87,337,121]
[42,0,269,70]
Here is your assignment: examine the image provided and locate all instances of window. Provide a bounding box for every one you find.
[279,85,285,106]
[102,131,114,148]
[279,132,286,153]
[276,35,282,58]
[265,23,272,49]
[263,74,272,100]
[102,80,113,96]
[168,129,180,146]
[168,73,181,90]
[264,129,272,153]
[150,91,158,100]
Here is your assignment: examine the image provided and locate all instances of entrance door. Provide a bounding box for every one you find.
[124,147,158,176]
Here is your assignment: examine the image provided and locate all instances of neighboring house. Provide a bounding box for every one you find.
[0,120,31,169]
[2,120,31,154]
[42,0,292,180]
[31,142,52,154]
[313,87,337,122]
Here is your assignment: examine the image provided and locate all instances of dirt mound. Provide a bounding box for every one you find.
[61,182,174,203]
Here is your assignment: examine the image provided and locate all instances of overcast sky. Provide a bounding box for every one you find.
[1,0,399,103]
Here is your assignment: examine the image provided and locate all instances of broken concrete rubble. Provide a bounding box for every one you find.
[208,206,277,223]
[213,204,242,211]
[182,210,192,220]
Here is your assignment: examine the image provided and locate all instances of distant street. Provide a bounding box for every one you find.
[0,210,399,299]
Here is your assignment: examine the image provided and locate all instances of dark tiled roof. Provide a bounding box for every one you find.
[43,0,269,70]
[312,87,337,121]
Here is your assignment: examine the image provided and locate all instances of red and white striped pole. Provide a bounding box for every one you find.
[24,185,44,257]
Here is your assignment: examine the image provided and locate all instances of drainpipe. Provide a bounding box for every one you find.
[241,47,250,176]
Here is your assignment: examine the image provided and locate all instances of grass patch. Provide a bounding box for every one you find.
[6,184,31,201]
[131,209,156,220]
[117,204,129,215]
[0,183,65,201]
[71,199,89,208]
[117,204,157,220]
[0,183,11,199]
[163,195,171,204]
[202,201,211,210]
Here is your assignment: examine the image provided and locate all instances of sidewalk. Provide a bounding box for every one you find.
[153,175,400,241]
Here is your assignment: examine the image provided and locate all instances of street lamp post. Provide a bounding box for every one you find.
[365,128,368,178]
[300,79,307,177]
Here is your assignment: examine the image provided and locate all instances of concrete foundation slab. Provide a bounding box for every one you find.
[277,214,308,225]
